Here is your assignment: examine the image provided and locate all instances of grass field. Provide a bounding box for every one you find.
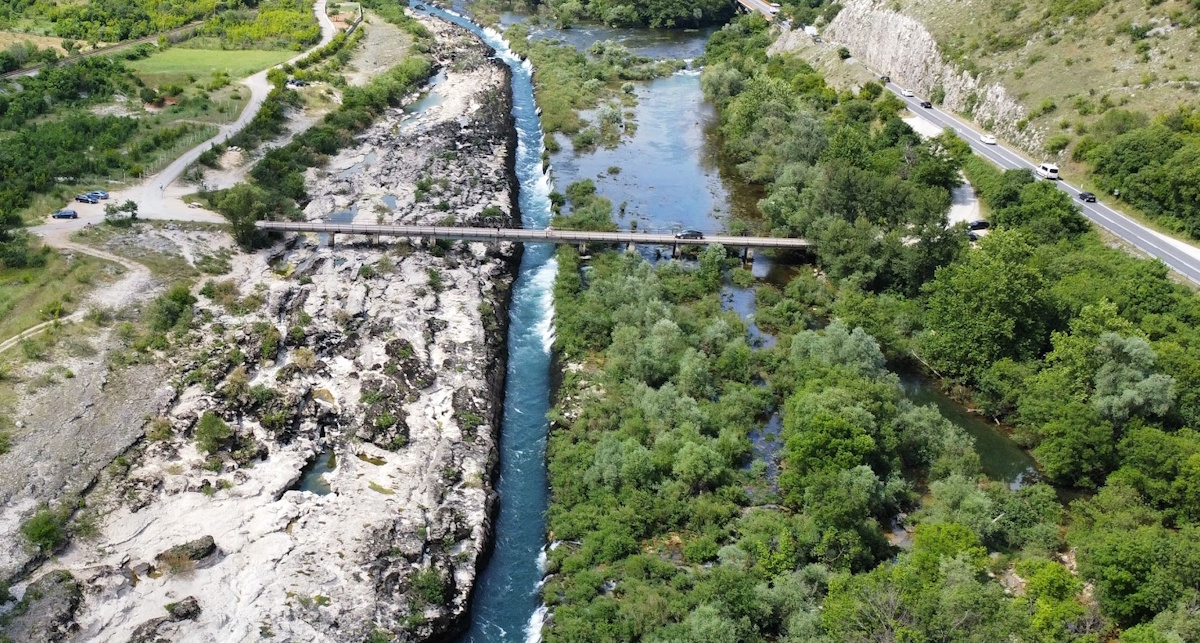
[127,48,295,86]
[0,250,117,344]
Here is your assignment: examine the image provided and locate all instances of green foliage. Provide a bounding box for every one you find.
[195,411,233,454]
[541,0,733,28]
[552,180,617,231]
[410,567,448,605]
[543,237,999,640]
[505,26,681,135]
[20,504,71,553]
[147,283,196,332]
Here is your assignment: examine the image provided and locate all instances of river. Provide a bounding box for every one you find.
[407,5,1038,641]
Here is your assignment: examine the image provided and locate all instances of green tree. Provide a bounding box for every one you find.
[921,231,1052,381]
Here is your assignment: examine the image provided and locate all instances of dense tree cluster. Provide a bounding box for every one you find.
[541,0,733,28]
[198,0,321,50]
[702,17,969,297]
[1077,106,1200,239]
[547,245,1075,641]
[696,15,1200,637]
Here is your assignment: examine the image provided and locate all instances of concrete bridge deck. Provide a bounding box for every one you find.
[255,221,812,249]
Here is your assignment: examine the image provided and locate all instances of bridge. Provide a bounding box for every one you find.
[254,221,811,251]
[734,0,780,20]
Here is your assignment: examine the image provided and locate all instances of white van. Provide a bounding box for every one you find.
[1036,163,1060,180]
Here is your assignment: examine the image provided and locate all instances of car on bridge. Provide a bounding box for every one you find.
[900,88,914,97]
[980,133,997,145]
[919,100,933,108]
[1078,192,1097,203]
[675,230,704,240]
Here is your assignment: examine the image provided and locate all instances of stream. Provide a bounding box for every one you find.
[407,5,1040,641]
[408,3,556,641]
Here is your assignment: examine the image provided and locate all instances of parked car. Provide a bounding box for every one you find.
[675,230,704,240]
[919,100,933,108]
[967,230,981,241]
[86,190,109,199]
[1035,162,1060,180]
[900,88,914,97]
[968,219,990,231]
[880,75,891,83]
[75,194,98,204]
[980,134,997,145]
[1078,191,1097,203]
[51,209,78,219]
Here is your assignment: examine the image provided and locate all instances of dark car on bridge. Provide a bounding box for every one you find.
[1078,192,1097,203]
[675,230,704,240]
[920,100,933,108]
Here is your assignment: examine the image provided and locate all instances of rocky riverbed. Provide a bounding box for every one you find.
[2,14,517,643]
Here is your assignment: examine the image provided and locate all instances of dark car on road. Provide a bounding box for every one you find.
[675,230,704,240]
[75,194,98,204]
[880,75,890,83]
[968,219,990,231]
[1078,192,1097,203]
[51,209,78,219]
[920,100,933,108]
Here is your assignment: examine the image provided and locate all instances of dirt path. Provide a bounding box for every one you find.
[0,232,152,354]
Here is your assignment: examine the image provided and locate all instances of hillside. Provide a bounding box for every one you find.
[778,0,1200,237]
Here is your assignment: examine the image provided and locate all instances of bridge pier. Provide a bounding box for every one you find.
[742,247,754,263]
[626,242,637,255]
[328,232,336,248]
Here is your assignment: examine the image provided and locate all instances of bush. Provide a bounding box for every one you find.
[195,411,233,454]
[410,567,448,604]
[148,284,197,332]
[20,505,71,553]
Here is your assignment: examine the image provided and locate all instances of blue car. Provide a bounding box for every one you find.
[87,190,110,200]
[51,209,78,219]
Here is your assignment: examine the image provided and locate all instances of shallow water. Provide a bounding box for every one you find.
[295,449,337,495]
[898,372,1040,488]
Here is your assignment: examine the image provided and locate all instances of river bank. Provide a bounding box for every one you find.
[3,13,518,643]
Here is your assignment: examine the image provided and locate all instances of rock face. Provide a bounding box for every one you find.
[781,0,1041,148]
[6,14,517,643]
[1,570,82,643]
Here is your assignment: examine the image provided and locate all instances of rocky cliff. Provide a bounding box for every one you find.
[3,14,518,643]
[775,0,1043,149]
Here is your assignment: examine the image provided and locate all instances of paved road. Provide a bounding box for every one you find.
[30,0,339,238]
[143,0,338,198]
[256,221,813,248]
[736,0,781,20]
[879,80,1200,284]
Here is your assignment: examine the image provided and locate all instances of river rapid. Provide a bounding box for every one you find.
[404,5,1039,641]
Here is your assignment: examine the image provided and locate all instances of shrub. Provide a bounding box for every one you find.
[410,567,448,604]
[195,411,233,454]
[148,284,196,332]
[20,505,71,553]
